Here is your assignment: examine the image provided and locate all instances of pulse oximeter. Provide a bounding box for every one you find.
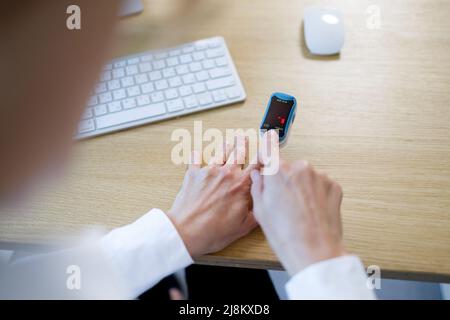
[260,92,297,146]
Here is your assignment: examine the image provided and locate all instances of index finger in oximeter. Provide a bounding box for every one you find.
[260,92,297,146]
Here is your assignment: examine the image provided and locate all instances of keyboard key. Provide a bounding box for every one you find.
[206,76,235,90]
[107,80,121,91]
[182,74,195,84]
[212,89,227,102]
[166,57,179,67]
[78,119,95,133]
[152,60,166,70]
[121,76,135,87]
[141,82,154,94]
[197,92,213,105]
[112,89,126,100]
[137,94,151,106]
[114,60,126,68]
[108,101,122,113]
[140,54,152,62]
[168,76,182,87]
[127,57,140,65]
[95,83,108,94]
[167,99,184,112]
[193,51,205,61]
[99,92,112,103]
[126,65,139,76]
[100,71,112,81]
[225,86,242,99]
[94,104,108,116]
[195,40,209,50]
[155,79,169,91]
[215,57,228,67]
[192,82,206,93]
[182,46,194,53]
[127,86,141,97]
[96,103,166,129]
[150,91,164,103]
[87,96,98,107]
[206,48,224,58]
[112,68,125,79]
[184,95,198,109]
[155,52,168,59]
[180,54,192,64]
[164,88,178,100]
[195,70,209,82]
[163,67,176,78]
[139,62,152,73]
[169,49,181,56]
[209,67,231,79]
[82,108,93,119]
[189,62,202,72]
[122,98,136,109]
[202,59,215,69]
[208,38,221,48]
[179,85,192,96]
[149,71,162,81]
[176,65,189,75]
[135,73,148,84]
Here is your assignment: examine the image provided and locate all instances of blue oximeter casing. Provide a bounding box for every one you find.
[260,92,297,146]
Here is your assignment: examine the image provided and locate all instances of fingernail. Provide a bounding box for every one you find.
[270,130,279,140]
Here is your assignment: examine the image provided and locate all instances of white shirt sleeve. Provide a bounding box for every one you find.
[0,208,192,299]
[99,208,193,298]
[285,255,376,300]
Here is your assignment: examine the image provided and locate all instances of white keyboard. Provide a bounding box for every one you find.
[76,36,246,139]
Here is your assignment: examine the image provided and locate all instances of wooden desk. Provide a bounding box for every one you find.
[1,0,450,282]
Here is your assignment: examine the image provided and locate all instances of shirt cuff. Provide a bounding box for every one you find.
[99,208,193,298]
[285,255,376,300]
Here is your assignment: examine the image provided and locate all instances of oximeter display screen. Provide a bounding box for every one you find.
[261,96,294,139]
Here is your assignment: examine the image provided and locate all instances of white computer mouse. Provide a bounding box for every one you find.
[303,6,345,55]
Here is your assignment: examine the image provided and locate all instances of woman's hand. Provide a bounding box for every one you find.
[250,132,346,276]
[167,139,258,258]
